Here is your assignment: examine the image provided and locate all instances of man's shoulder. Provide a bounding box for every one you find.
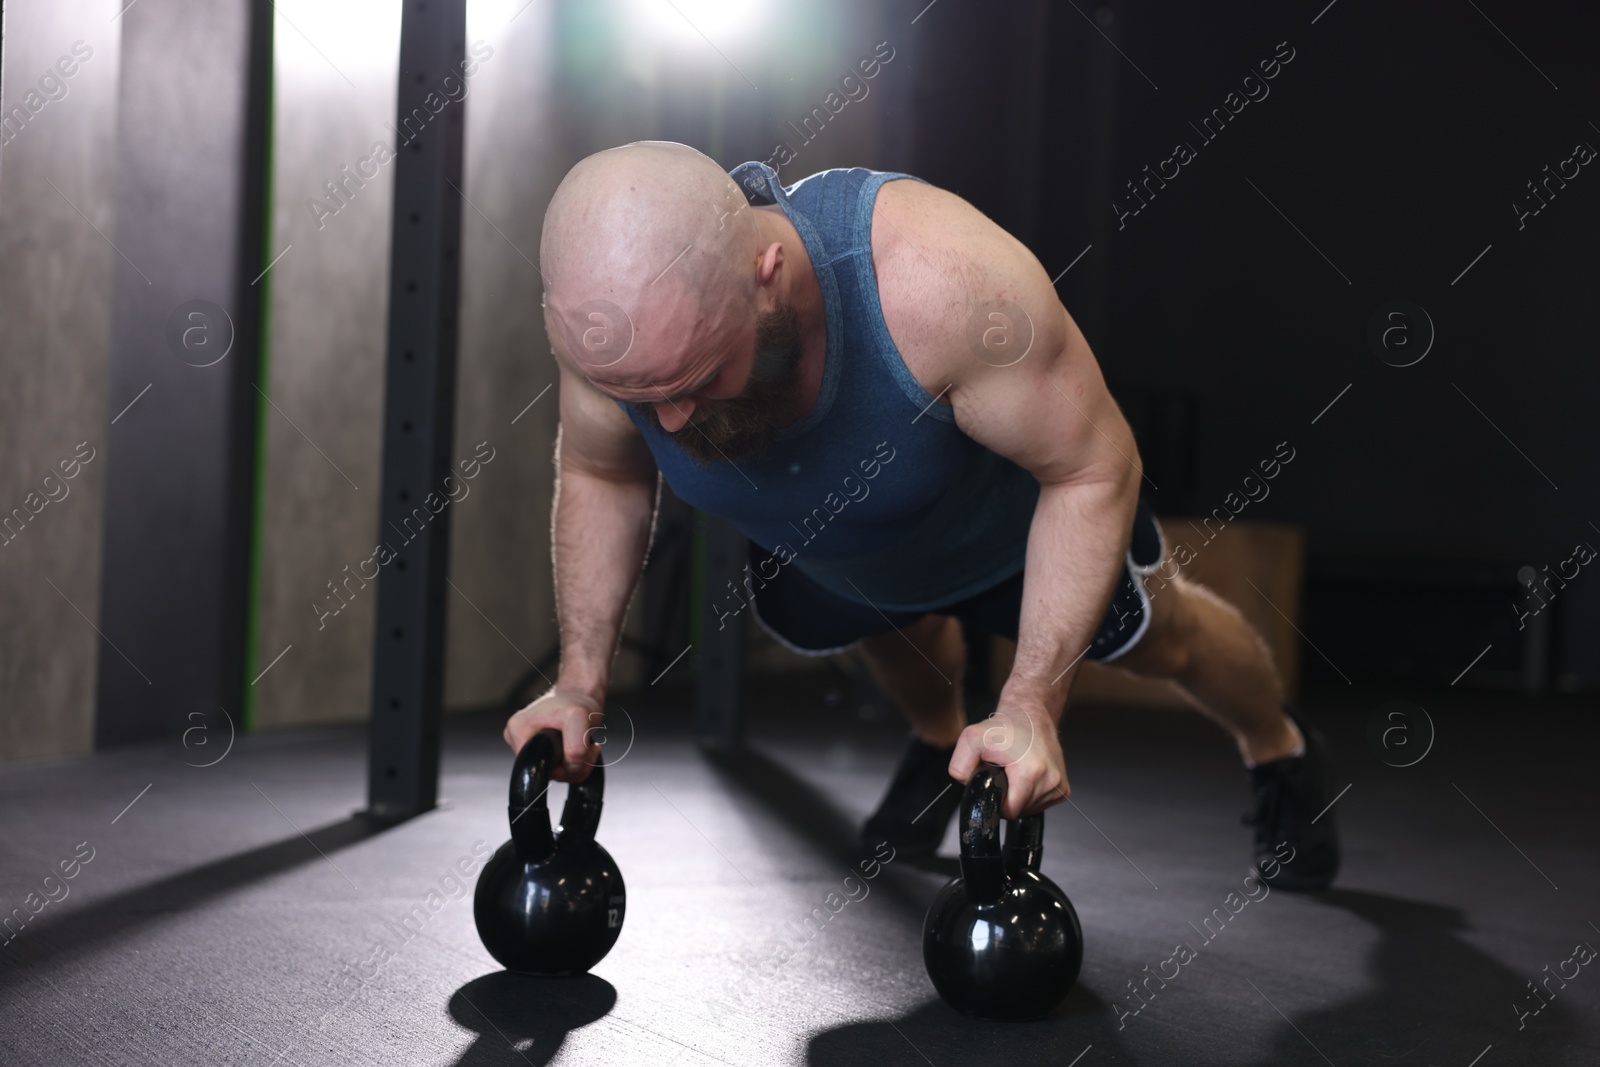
[870,179,1069,406]
[867,178,983,397]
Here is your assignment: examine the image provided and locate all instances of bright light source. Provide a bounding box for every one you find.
[468,0,524,41]
[634,0,766,44]
[274,0,401,80]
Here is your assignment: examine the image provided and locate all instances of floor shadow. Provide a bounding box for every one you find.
[446,972,616,1066]
[699,745,948,918]
[0,814,385,988]
[896,853,961,879]
[1245,888,1585,1065]
[699,745,870,871]
[807,981,1141,1067]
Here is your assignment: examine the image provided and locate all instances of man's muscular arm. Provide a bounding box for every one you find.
[873,179,1144,818]
[503,323,661,780]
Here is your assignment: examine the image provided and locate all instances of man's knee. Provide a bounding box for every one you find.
[861,613,952,657]
[1115,577,1200,679]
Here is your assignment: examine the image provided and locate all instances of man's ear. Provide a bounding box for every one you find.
[757,239,785,284]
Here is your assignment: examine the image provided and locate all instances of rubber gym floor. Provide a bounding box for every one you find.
[2,674,1596,1066]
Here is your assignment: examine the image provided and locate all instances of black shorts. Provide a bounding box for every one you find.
[749,497,1167,660]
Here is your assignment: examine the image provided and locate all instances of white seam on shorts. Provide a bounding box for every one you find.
[748,593,863,658]
[1096,551,1155,663]
[1127,514,1169,577]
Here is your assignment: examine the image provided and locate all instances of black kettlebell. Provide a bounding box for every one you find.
[474,728,625,975]
[922,762,1083,1020]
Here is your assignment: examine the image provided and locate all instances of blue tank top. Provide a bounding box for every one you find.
[619,161,1041,612]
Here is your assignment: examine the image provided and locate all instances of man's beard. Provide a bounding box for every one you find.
[637,302,805,464]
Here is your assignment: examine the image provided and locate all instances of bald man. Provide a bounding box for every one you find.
[505,141,1341,891]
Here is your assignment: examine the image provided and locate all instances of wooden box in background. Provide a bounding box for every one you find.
[991,518,1307,709]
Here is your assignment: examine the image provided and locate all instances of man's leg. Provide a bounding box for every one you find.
[855,613,970,857]
[1108,574,1300,765]
[1111,571,1339,890]
[741,558,970,857]
[856,613,967,747]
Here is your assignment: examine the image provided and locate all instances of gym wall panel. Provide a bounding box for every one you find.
[249,1,401,731]
[254,1,580,729]
[441,0,566,710]
[94,0,272,748]
[0,1,123,763]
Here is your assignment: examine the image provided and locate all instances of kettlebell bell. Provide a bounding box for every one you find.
[922,762,1082,1019]
[474,728,625,975]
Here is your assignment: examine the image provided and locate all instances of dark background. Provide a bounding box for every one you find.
[562,0,1600,693]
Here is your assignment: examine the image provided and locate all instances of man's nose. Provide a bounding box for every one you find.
[654,397,696,431]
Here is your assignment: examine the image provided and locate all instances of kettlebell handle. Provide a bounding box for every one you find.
[508,728,606,862]
[959,762,1045,903]
[1005,813,1044,876]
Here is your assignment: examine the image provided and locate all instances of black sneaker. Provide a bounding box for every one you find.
[1246,708,1342,892]
[862,735,963,859]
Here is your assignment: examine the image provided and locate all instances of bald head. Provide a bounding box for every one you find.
[541,141,761,382]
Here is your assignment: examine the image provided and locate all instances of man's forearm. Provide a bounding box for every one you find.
[1000,472,1140,722]
[550,458,659,701]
